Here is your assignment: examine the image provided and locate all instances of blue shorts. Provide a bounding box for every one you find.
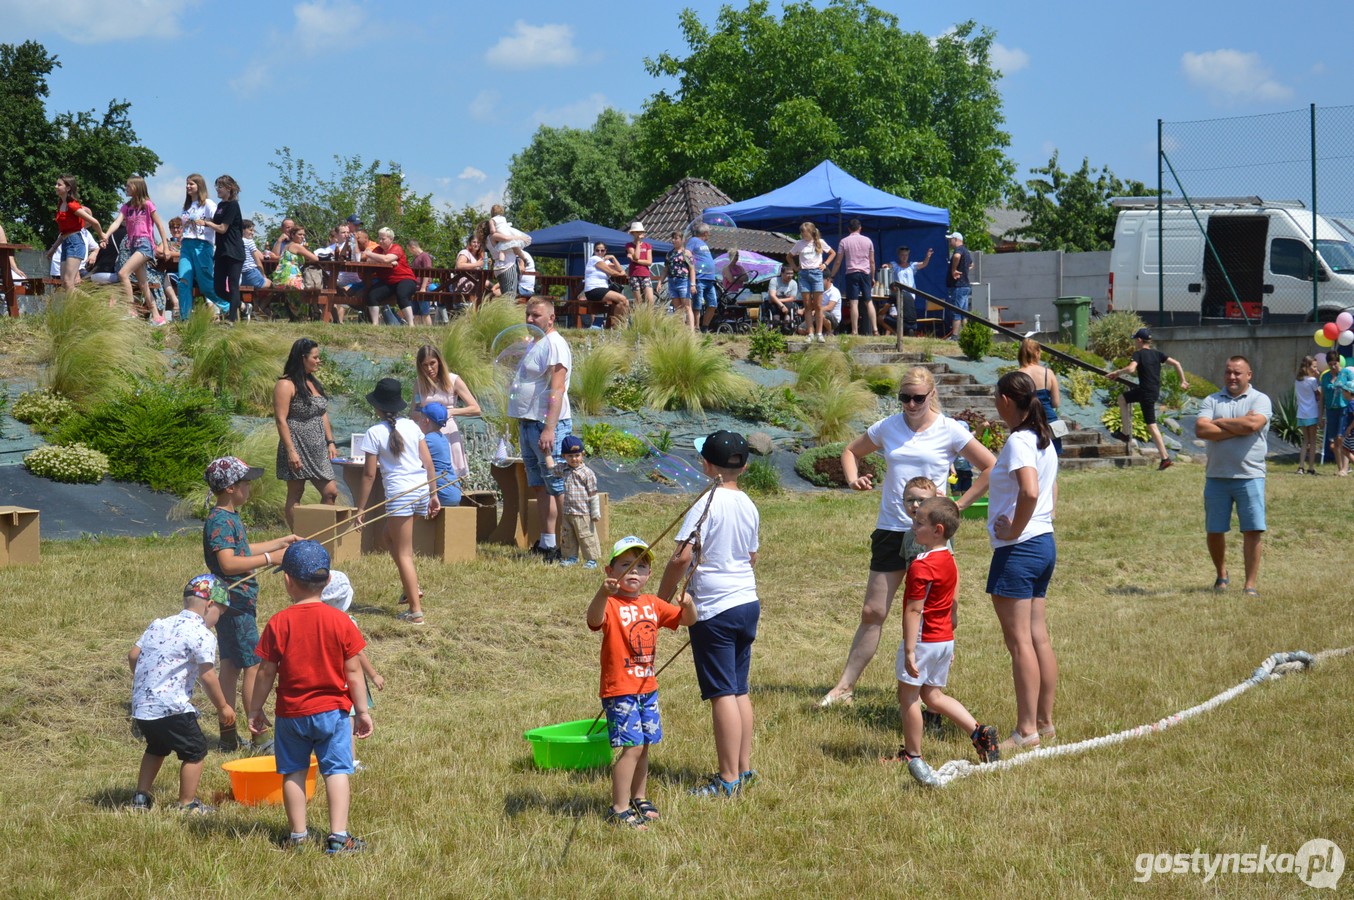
[844,271,872,301]
[986,532,1056,599]
[668,278,692,300]
[519,417,570,495]
[59,232,86,262]
[275,708,353,775]
[216,610,260,667]
[602,691,663,747]
[240,267,267,289]
[949,285,972,312]
[689,601,759,700]
[797,268,824,293]
[1204,477,1266,533]
[126,236,155,259]
[693,279,717,312]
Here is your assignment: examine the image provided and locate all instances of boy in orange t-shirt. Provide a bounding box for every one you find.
[586,536,696,829]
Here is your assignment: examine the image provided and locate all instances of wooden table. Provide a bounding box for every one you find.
[1,244,32,317]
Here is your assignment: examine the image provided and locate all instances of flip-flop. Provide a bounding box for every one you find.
[1243,588,1260,598]
[1213,576,1229,592]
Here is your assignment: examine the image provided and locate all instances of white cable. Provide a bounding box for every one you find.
[926,647,1353,787]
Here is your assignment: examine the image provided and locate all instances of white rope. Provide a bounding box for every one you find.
[927,647,1354,787]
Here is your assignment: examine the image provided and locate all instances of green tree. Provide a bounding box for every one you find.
[0,41,160,245]
[633,1,1014,248]
[505,108,644,229]
[1007,151,1153,252]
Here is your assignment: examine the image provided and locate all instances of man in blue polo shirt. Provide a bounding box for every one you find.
[1194,356,1272,597]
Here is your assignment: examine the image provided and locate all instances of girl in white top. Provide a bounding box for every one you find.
[355,377,441,625]
[1293,355,1322,474]
[414,344,481,478]
[985,371,1059,752]
[819,367,995,707]
[177,173,225,317]
[788,221,837,343]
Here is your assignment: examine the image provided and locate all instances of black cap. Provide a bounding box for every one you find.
[696,430,749,468]
[1134,328,1152,341]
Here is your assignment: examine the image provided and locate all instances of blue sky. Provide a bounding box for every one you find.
[2,0,1350,231]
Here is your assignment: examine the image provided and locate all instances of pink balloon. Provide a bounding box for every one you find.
[1323,322,1340,340]
[1338,312,1354,332]
[1342,330,1354,346]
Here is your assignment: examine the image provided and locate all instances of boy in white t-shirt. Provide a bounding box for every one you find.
[821,273,842,334]
[658,430,760,798]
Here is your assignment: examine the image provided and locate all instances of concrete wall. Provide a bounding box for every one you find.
[1150,322,1317,394]
[970,250,1110,332]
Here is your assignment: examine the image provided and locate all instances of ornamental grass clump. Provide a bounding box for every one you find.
[641,331,748,414]
[23,443,109,484]
[439,319,494,397]
[42,285,162,406]
[468,297,528,357]
[570,339,630,415]
[187,327,289,414]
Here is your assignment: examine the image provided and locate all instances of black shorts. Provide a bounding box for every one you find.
[1122,386,1158,425]
[584,287,611,303]
[136,712,209,762]
[368,278,417,309]
[869,528,921,573]
[844,271,873,301]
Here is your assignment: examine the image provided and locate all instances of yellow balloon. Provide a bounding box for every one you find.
[1316,330,1335,348]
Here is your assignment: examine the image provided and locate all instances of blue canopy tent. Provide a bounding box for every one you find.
[704,160,950,302]
[524,220,673,279]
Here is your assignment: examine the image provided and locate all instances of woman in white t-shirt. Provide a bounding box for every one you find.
[819,367,996,707]
[984,371,1059,751]
[787,222,836,344]
[581,242,629,329]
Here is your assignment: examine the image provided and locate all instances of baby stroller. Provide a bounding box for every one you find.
[708,250,785,334]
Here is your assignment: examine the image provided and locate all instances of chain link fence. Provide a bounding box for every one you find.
[1111,105,1354,325]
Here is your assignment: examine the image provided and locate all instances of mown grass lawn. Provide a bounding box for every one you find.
[0,463,1348,897]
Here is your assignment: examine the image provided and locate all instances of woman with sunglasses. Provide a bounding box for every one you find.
[819,367,994,708]
[582,242,629,329]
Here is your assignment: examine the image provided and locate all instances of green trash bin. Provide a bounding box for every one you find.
[1053,296,1092,349]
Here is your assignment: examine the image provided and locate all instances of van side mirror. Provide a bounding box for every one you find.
[1319,268,1330,282]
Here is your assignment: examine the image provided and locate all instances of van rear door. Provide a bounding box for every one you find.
[1201,215,1266,318]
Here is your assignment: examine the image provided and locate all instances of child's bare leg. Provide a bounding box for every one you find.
[218,660,241,713]
[710,696,743,782]
[1147,423,1167,460]
[323,773,351,836]
[629,746,652,806]
[62,256,82,292]
[136,753,165,794]
[116,258,138,307]
[281,771,310,835]
[736,694,754,775]
[919,685,978,736]
[1030,597,1058,732]
[611,745,643,812]
[897,682,924,757]
[240,665,258,720]
[177,758,206,805]
[132,258,155,314]
[387,516,422,615]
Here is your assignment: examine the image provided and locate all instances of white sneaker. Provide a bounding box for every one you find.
[816,333,825,343]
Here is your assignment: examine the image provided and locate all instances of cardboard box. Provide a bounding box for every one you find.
[411,505,476,563]
[527,493,609,556]
[293,504,362,565]
[0,506,40,567]
[461,491,499,542]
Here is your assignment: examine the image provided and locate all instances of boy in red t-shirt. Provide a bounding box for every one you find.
[248,541,371,852]
[893,496,1001,786]
[586,536,696,829]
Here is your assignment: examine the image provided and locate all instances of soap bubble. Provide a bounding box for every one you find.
[491,323,545,373]
[686,211,737,280]
[624,430,708,493]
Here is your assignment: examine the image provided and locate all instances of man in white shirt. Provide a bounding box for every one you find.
[821,273,842,335]
[890,245,933,336]
[765,269,798,329]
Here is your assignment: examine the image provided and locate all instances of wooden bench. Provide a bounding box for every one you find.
[239,286,335,322]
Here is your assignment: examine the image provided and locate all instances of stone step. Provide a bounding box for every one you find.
[942,383,993,396]
[1060,429,1104,445]
[934,372,975,385]
[1059,454,1154,470]
[1061,443,1134,459]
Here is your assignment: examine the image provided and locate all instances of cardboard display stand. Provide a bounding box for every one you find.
[0,506,40,567]
[292,504,362,565]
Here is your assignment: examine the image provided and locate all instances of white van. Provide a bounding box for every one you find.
[1108,197,1354,324]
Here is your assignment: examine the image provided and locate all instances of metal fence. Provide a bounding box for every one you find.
[1114,105,1354,326]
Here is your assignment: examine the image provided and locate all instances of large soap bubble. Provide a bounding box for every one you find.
[686,211,737,280]
[492,323,546,374]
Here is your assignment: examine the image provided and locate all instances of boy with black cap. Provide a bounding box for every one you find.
[202,456,299,751]
[248,540,371,853]
[1107,328,1189,470]
[658,430,761,798]
[126,573,235,813]
[558,434,601,568]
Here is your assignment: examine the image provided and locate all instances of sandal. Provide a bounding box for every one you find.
[396,610,425,625]
[817,689,854,708]
[604,807,648,830]
[1243,587,1260,598]
[1213,576,1229,592]
[630,798,659,821]
[998,730,1040,753]
[1038,726,1057,744]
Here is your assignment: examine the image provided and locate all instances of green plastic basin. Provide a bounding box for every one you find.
[959,497,988,521]
[523,718,612,771]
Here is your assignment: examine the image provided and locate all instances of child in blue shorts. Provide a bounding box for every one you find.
[248,541,371,853]
[587,537,696,829]
[659,430,761,798]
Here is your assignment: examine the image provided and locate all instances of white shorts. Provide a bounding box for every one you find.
[896,640,955,687]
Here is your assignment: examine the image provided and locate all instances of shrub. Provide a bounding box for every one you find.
[725,386,804,429]
[24,443,109,484]
[625,303,685,345]
[739,459,781,495]
[570,340,630,415]
[1087,311,1146,361]
[169,425,319,526]
[794,442,883,487]
[1066,368,1094,407]
[1101,403,1150,442]
[1043,343,1109,377]
[603,372,648,412]
[42,285,163,406]
[957,320,992,361]
[439,319,495,397]
[187,327,289,414]
[789,347,851,394]
[316,350,358,400]
[952,408,1008,453]
[989,341,1019,361]
[53,381,235,495]
[1270,389,1302,445]
[747,323,787,367]
[12,389,74,433]
[642,332,749,414]
[578,422,646,459]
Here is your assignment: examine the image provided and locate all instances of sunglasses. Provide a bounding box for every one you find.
[898,392,931,405]
[903,496,929,506]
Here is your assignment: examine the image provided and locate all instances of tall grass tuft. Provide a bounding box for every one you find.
[801,378,878,443]
[187,327,289,414]
[172,305,216,359]
[789,346,852,394]
[466,297,527,357]
[42,285,163,406]
[439,319,495,397]
[642,331,750,414]
[570,339,631,415]
[624,303,684,346]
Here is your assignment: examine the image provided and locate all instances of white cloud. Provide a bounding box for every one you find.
[469,90,500,122]
[485,21,580,68]
[531,93,610,128]
[146,164,189,221]
[990,42,1029,75]
[1181,49,1293,105]
[0,0,199,43]
[458,167,488,183]
[232,1,373,96]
